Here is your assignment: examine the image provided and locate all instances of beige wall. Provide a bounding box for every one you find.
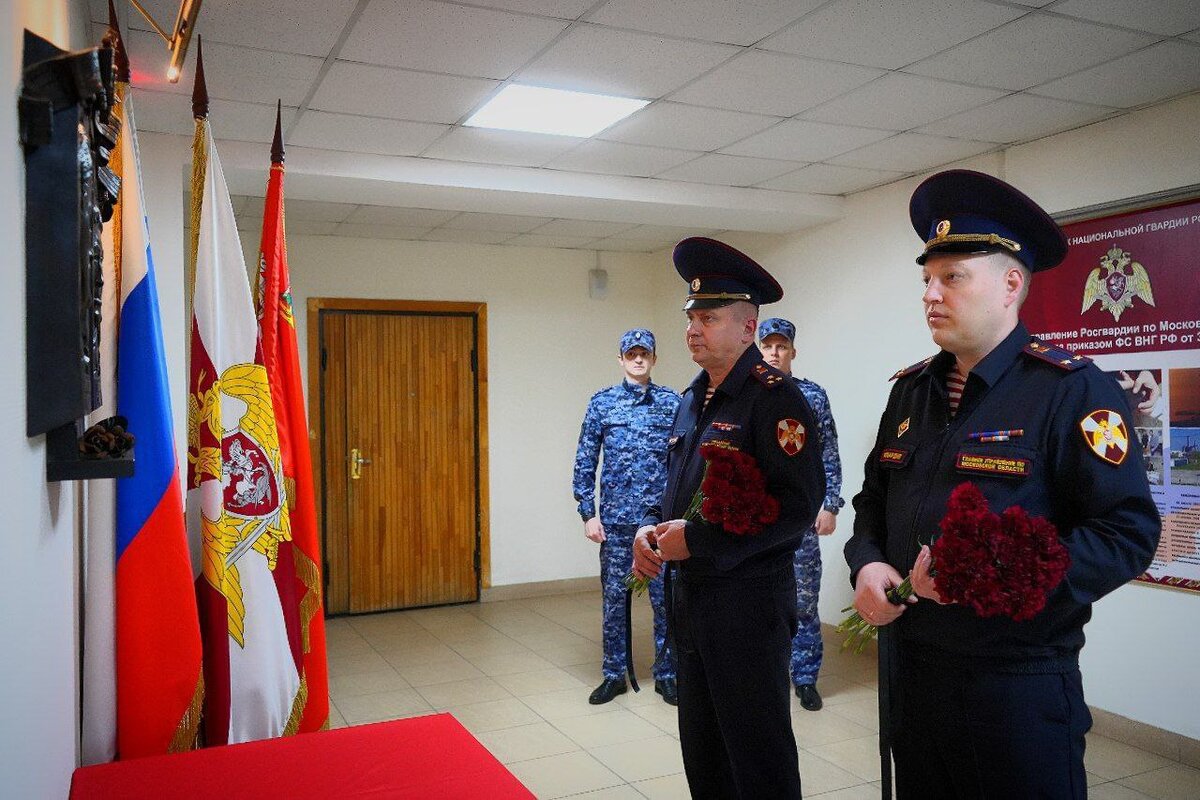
[1,0,95,794]
[281,236,665,586]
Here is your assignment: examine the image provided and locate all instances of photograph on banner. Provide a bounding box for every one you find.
[1021,194,1200,594]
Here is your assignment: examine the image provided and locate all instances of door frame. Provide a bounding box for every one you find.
[306,297,490,614]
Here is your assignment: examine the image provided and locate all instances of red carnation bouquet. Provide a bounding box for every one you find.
[837,482,1071,652]
[625,443,780,594]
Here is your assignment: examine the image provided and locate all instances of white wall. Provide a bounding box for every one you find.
[281,236,664,586]
[1,0,95,795]
[660,96,1200,739]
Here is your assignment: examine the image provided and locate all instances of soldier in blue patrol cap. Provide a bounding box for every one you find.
[845,170,1160,799]
[633,238,826,798]
[573,328,680,705]
[757,317,845,712]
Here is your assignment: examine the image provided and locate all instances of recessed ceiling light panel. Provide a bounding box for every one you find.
[464,85,650,138]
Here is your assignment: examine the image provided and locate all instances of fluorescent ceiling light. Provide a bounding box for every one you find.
[464,85,649,138]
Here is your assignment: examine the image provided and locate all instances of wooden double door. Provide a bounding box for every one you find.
[314,300,487,614]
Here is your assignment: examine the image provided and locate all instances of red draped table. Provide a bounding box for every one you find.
[70,713,535,799]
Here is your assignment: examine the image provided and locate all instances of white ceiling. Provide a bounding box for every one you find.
[95,0,1200,248]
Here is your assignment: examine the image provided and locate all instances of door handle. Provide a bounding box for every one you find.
[349,447,372,480]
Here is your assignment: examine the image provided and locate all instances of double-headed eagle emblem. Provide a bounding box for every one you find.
[1081,246,1155,322]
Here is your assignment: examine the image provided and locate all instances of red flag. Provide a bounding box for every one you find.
[253,102,330,733]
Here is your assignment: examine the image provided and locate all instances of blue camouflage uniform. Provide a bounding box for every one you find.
[573,329,680,682]
[791,376,843,687]
[759,317,846,689]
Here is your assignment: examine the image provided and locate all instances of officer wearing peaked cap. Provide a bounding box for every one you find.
[845,170,1159,798]
[573,328,680,706]
[633,238,825,798]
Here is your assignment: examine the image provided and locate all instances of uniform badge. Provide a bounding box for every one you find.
[1081,246,1155,323]
[777,418,806,456]
[897,417,910,438]
[690,278,701,291]
[936,219,951,237]
[1080,409,1129,465]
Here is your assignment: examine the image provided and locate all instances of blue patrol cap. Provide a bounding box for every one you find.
[619,328,655,355]
[909,169,1067,272]
[757,317,795,343]
[674,237,783,310]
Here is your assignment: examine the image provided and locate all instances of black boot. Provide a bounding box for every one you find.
[795,683,823,711]
[589,678,627,705]
[655,678,678,706]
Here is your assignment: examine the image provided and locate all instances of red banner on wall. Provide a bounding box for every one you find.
[1021,197,1200,355]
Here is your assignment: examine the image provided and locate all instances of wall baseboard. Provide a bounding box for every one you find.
[481,576,595,603]
[1090,706,1200,769]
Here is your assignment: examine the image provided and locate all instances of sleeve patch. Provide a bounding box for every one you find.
[1080,409,1129,465]
[777,418,806,456]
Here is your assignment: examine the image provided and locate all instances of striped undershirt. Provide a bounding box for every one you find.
[702,384,717,413]
[947,365,966,417]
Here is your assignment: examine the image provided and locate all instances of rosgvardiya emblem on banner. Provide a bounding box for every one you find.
[1081,246,1155,322]
[189,363,292,647]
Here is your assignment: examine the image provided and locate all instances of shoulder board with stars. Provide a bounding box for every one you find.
[890,355,935,382]
[752,363,787,389]
[1023,340,1090,371]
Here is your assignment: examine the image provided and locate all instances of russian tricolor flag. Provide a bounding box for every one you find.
[113,90,204,758]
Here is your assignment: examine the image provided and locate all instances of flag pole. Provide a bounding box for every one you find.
[186,35,208,328]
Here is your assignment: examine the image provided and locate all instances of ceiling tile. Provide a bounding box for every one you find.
[105,0,361,57]
[529,219,639,237]
[334,223,435,240]
[656,153,800,186]
[421,127,583,167]
[828,133,996,172]
[283,199,359,223]
[464,0,594,18]
[340,0,567,79]
[755,163,905,194]
[599,102,780,151]
[1032,41,1200,109]
[110,27,323,106]
[720,119,893,162]
[286,220,341,236]
[904,13,1157,91]
[589,0,824,47]
[801,74,1008,131]
[309,62,500,123]
[1052,0,1200,37]
[760,0,1023,70]
[915,93,1116,143]
[669,50,884,116]
[589,239,658,252]
[518,25,739,98]
[346,206,460,226]
[290,112,448,156]
[505,233,597,248]
[132,90,298,142]
[545,140,699,177]
[441,212,553,233]
[424,229,518,245]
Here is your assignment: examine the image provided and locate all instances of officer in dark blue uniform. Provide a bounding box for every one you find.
[633,238,826,799]
[845,170,1160,799]
[573,329,680,705]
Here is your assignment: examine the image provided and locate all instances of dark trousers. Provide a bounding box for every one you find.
[673,567,801,799]
[893,654,1091,799]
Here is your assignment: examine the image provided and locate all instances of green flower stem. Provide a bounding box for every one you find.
[835,577,914,653]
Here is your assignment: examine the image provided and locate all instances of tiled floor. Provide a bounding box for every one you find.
[325,590,1200,799]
